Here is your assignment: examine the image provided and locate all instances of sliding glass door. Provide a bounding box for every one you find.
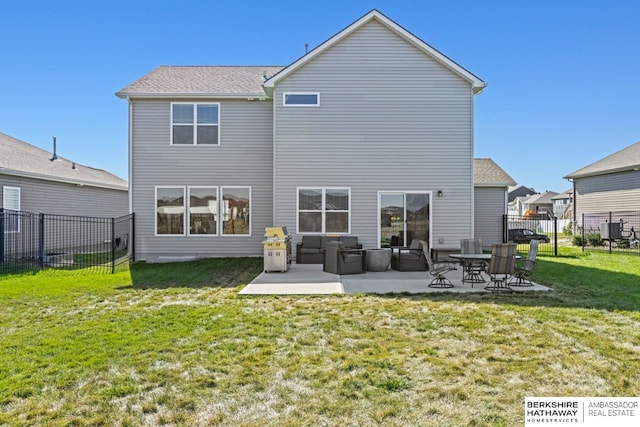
[379,192,430,247]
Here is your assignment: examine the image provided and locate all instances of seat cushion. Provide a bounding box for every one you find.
[300,248,321,254]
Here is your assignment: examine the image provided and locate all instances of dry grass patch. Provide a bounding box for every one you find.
[0,254,639,425]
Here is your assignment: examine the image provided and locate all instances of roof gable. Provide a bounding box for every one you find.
[564,141,640,180]
[0,132,127,190]
[474,158,516,187]
[263,9,485,93]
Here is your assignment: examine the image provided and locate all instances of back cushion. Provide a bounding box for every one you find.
[303,236,322,248]
[409,239,422,256]
[340,236,358,248]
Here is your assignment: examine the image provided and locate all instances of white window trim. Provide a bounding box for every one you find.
[297,187,351,235]
[155,186,186,236]
[170,102,220,145]
[3,186,21,233]
[283,92,320,107]
[187,186,219,237]
[221,186,252,237]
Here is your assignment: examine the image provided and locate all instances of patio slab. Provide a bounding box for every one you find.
[239,263,551,295]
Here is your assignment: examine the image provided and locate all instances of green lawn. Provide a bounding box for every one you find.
[0,250,638,426]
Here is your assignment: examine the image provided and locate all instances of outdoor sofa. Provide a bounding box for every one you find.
[296,235,362,264]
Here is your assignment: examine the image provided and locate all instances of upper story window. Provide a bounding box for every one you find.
[283,93,319,107]
[171,103,219,145]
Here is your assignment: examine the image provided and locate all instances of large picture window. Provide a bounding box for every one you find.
[222,187,251,235]
[188,187,217,235]
[156,187,185,235]
[298,187,350,234]
[2,186,20,233]
[171,103,219,145]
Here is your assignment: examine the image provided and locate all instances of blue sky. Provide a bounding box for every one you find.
[1,0,639,193]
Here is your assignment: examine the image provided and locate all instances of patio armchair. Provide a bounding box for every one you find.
[485,243,517,291]
[323,241,366,275]
[421,241,455,288]
[509,239,540,287]
[390,239,428,271]
[460,238,485,286]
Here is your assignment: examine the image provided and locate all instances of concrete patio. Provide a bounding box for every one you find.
[239,263,551,295]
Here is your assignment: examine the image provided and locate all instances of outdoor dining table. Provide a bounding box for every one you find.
[449,253,521,285]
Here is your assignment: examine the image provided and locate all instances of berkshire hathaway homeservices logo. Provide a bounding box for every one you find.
[525,397,638,426]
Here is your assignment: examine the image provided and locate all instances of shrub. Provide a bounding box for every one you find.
[562,221,573,236]
[586,232,604,247]
[572,235,583,246]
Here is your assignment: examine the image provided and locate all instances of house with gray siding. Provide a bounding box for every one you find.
[564,141,640,226]
[117,9,501,261]
[474,159,516,248]
[0,132,128,218]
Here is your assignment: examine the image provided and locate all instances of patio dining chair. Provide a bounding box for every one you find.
[460,238,485,286]
[485,243,517,291]
[421,241,455,288]
[509,239,540,287]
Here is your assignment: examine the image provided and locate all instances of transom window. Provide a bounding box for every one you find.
[156,186,250,236]
[171,103,219,145]
[297,187,350,234]
[283,93,319,106]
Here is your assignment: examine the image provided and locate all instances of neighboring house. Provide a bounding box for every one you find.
[551,189,573,219]
[117,9,491,261]
[564,141,640,225]
[508,184,536,203]
[0,132,128,218]
[507,185,537,218]
[522,191,558,218]
[474,159,516,247]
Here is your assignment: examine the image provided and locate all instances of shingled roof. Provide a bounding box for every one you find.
[116,66,285,98]
[564,141,640,179]
[0,132,127,191]
[474,158,516,186]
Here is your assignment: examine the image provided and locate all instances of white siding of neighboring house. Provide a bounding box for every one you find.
[273,20,475,250]
[574,170,640,220]
[130,99,273,261]
[474,187,507,247]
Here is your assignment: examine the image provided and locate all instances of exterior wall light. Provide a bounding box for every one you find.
[437,190,443,197]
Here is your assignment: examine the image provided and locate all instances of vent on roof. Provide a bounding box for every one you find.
[50,136,58,161]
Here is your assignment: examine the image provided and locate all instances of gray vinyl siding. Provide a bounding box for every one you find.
[130,98,273,260]
[474,187,507,248]
[1,175,127,217]
[273,20,475,250]
[574,170,640,219]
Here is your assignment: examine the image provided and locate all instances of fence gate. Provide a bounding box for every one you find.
[502,214,558,256]
[1,209,134,274]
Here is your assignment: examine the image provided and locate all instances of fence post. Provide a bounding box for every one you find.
[554,216,558,256]
[581,213,585,252]
[502,214,507,243]
[608,211,613,254]
[0,208,4,264]
[39,213,45,267]
[110,217,115,274]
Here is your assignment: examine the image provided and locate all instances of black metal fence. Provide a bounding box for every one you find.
[503,215,558,256]
[578,211,640,255]
[1,209,134,274]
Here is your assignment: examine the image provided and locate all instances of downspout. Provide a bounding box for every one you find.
[127,96,133,213]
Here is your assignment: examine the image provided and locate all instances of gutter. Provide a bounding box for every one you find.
[116,92,272,100]
[0,167,127,192]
